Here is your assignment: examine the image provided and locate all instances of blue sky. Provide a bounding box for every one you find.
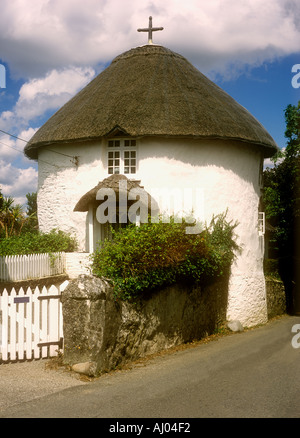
[0,0,299,206]
[219,53,300,150]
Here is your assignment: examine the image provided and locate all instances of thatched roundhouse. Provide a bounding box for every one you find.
[25,44,278,327]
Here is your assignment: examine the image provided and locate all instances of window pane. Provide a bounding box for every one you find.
[108,140,120,147]
[107,138,137,175]
[124,139,136,147]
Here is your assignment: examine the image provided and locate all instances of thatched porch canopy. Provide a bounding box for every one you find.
[73,174,158,214]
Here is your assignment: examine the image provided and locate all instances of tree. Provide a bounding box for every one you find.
[24,192,38,232]
[0,187,3,210]
[263,101,300,313]
[0,196,28,238]
[0,189,38,238]
[284,102,300,158]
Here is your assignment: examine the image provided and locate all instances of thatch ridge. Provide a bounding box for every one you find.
[24,45,278,159]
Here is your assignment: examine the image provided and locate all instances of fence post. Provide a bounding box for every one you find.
[25,287,33,360]
[0,289,9,361]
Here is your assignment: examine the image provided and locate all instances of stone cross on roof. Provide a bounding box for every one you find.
[137,16,164,45]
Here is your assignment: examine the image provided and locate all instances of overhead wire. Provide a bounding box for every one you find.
[0,138,65,170]
[0,128,78,160]
[0,129,27,143]
[0,129,78,168]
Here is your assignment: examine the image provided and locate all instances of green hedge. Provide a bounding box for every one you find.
[263,258,281,280]
[0,229,77,256]
[91,213,239,301]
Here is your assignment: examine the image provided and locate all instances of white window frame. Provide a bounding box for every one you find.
[107,138,137,176]
[258,211,265,236]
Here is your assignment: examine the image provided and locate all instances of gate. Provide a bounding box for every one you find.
[0,281,68,362]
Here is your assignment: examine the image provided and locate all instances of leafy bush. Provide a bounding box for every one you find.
[0,229,77,256]
[263,259,281,280]
[91,213,239,301]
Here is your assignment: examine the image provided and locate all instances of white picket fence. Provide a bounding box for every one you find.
[0,252,66,282]
[0,281,68,362]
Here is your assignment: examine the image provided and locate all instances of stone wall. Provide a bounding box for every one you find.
[61,274,229,376]
[265,278,286,319]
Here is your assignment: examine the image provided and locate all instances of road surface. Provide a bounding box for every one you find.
[0,314,299,419]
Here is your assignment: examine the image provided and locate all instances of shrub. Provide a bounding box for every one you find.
[91,213,239,301]
[263,259,281,280]
[0,229,78,256]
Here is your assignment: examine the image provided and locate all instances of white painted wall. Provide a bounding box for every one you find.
[37,137,267,327]
[37,140,107,251]
[65,252,91,278]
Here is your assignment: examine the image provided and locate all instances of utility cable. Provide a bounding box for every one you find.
[0,128,78,160]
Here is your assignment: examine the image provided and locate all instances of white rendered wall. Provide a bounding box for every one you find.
[37,140,107,251]
[37,137,267,327]
[137,138,267,327]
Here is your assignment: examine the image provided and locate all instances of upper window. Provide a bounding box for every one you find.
[107,139,137,175]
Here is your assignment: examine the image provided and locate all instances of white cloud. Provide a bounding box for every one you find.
[18,68,95,101]
[264,158,275,169]
[0,67,95,132]
[0,66,94,204]
[0,161,38,206]
[0,0,299,204]
[0,134,20,161]
[0,0,299,79]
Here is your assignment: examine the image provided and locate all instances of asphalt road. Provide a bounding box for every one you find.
[1,314,300,419]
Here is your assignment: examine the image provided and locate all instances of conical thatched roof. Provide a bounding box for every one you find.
[74,174,158,213]
[24,45,277,159]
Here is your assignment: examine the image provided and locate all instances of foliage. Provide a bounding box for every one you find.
[284,102,300,158]
[25,192,37,217]
[0,187,3,210]
[0,190,38,238]
[263,101,300,256]
[0,229,77,256]
[0,189,76,256]
[91,213,239,301]
[263,101,300,311]
[0,195,27,238]
[23,192,38,233]
[263,259,281,280]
